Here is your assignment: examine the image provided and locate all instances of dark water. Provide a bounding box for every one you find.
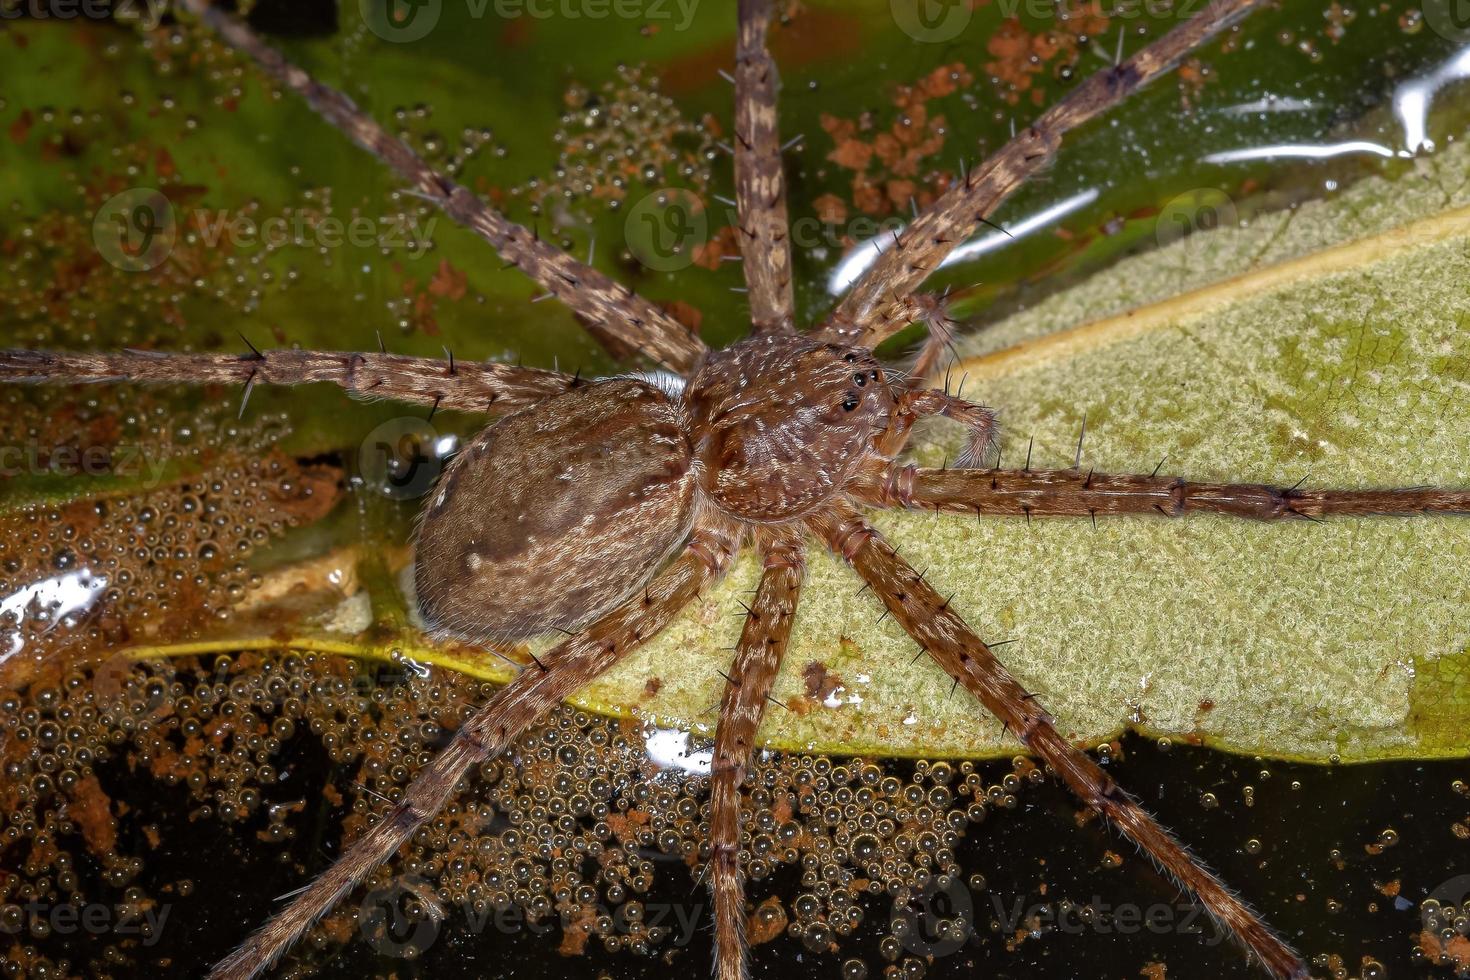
[39,726,1469,979]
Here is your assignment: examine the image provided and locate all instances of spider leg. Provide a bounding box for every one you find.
[177,0,706,374]
[816,0,1263,349]
[0,348,574,414]
[709,534,804,980]
[865,464,1470,520]
[733,0,796,336]
[807,502,1309,980]
[206,520,742,980]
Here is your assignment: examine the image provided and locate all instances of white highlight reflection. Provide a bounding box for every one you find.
[826,189,1099,296]
[1208,43,1470,164]
[1201,141,1395,164]
[1394,44,1470,153]
[1221,95,1316,116]
[0,571,109,660]
[644,726,712,775]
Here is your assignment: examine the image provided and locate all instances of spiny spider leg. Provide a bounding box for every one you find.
[208,521,743,980]
[177,0,705,373]
[817,0,1264,349]
[733,0,796,335]
[709,534,805,980]
[0,348,574,415]
[868,464,1470,520]
[807,503,1310,980]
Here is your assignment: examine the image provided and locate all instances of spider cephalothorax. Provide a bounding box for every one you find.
[6,2,1470,980]
[686,337,898,523]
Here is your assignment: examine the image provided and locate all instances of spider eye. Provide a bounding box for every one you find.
[852,372,866,387]
[843,353,858,363]
[841,394,860,411]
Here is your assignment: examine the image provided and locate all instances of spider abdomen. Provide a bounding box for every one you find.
[413,378,696,642]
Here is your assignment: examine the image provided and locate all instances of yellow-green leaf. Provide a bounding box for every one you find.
[579,142,1470,764]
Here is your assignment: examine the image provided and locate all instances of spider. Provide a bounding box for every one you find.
[4,1,1470,979]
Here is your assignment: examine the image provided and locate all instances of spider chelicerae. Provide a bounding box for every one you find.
[4,1,1470,979]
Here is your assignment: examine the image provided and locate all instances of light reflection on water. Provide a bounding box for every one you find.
[0,570,109,661]
[823,42,1470,299]
[1394,43,1470,153]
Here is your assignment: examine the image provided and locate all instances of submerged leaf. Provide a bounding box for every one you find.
[114,137,1470,765]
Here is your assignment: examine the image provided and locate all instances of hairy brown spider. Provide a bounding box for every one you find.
[5,1,1470,979]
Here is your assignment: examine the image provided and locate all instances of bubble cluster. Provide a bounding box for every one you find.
[2,139,327,354]
[0,651,1042,976]
[510,65,716,219]
[0,398,339,687]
